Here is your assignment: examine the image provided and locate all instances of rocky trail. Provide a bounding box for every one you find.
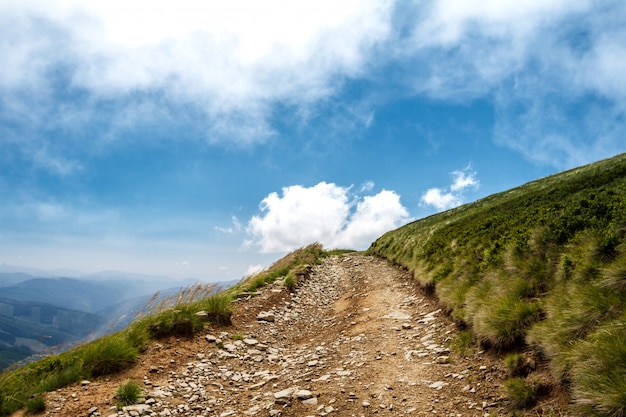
[30,254,515,417]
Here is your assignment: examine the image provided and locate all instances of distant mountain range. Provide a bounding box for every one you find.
[0,268,238,371]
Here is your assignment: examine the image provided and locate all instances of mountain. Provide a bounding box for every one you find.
[0,271,238,371]
[0,298,104,370]
[0,272,35,287]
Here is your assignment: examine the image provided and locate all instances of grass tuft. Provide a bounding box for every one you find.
[25,397,45,415]
[569,320,626,417]
[81,334,139,377]
[505,377,538,409]
[115,379,142,409]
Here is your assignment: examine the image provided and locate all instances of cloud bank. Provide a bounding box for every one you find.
[246,182,409,252]
[1,1,625,171]
[421,167,479,212]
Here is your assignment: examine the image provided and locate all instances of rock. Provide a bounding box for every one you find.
[195,311,209,321]
[435,355,450,364]
[274,388,295,404]
[302,397,318,405]
[382,311,412,320]
[257,311,275,322]
[296,389,313,400]
[205,334,217,343]
[122,404,151,414]
[428,381,447,390]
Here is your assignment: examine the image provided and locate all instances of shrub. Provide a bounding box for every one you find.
[115,379,142,408]
[505,377,537,409]
[25,397,45,415]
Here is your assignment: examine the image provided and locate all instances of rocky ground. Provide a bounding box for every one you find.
[18,254,566,417]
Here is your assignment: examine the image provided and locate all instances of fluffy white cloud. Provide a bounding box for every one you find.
[421,188,460,212]
[421,168,479,212]
[0,0,392,144]
[246,182,409,253]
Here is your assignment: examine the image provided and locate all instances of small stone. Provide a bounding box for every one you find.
[296,390,313,400]
[428,381,446,390]
[435,356,450,364]
[257,311,276,322]
[362,401,371,407]
[274,388,295,404]
[205,334,217,343]
[302,397,318,405]
[87,406,98,415]
[195,311,209,321]
[382,311,411,320]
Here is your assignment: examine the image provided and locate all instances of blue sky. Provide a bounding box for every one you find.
[1,1,625,281]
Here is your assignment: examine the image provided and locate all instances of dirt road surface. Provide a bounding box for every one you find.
[23,254,544,417]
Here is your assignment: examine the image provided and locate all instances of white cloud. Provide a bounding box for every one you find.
[450,168,479,192]
[421,188,460,212]
[421,167,479,212]
[0,0,392,144]
[1,1,625,169]
[215,216,243,234]
[246,182,409,253]
[398,0,626,168]
[245,264,265,276]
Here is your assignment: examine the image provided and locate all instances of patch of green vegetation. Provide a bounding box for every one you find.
[450,329,473,356]
[115,379,142,409]
[368,152,626,416]
[0,243,332,417]
[230,333,244,341]
[505,377,538,409]
[283,272,297,291]
[25,397,45,415]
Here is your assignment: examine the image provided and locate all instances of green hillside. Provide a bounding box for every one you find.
[368,152,626,416]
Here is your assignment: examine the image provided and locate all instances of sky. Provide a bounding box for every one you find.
[1,0,626,281]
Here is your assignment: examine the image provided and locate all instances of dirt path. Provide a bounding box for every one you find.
[32,254,511,417]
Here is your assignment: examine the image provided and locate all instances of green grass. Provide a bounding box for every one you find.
[0,243,332,417]
[115,379,142,409]
[368,152,626,416]
[24,397,45,415]
[569,319,626,417]
[505,377,538,409]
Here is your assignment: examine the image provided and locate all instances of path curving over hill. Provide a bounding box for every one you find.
[33,254,537,416]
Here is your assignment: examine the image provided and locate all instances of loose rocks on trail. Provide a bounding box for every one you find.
[34,254,512,417]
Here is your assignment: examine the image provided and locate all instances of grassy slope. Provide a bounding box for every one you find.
[368,152,626,416]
